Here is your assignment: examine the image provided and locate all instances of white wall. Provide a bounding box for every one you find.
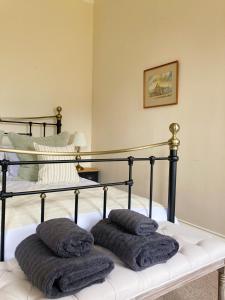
[0,0,93,146]
[1,0,224,235]
[92,0,225,235]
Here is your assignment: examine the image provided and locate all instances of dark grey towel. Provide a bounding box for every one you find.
[108,209,158,235]
[36,218,94,258]
[91,219,179,271]
[15,234,114,299]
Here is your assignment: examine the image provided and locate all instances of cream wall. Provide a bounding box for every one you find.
[0,0,93,146]
[92,0,225,235]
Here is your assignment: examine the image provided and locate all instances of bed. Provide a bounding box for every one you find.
[0,106,179,262]
[0,106,224,300]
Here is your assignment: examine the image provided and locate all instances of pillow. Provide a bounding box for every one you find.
[33,143,80,184]
[1,147,20,177]
[0,130,4,160]
[6,152,19,177]
[0,131,4,160]
[8,132,70,181]
[0,132,19,178]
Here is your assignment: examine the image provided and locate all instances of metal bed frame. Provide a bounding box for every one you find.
[0,106,180,261]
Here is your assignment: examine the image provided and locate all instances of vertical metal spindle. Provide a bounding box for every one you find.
[74,190,80,224]
[149,156,155,218]
[40,193,46,223]
[103,186,108,219]
[43,123,46,137]
[29,122,32,136]
[128,156,134,209]
[1,160,8,261]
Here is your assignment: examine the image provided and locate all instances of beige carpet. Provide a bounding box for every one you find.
[144,272,218,300]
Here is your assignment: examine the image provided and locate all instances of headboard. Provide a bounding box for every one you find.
[0,106,62,136]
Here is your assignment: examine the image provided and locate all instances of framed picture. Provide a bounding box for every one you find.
[143,61,178,108]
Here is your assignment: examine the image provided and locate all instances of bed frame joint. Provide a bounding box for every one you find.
[128,156,134,165]
[149,156,156,165]
[1,159,10,170]
[168,155,179,162]
[126,179,133,186]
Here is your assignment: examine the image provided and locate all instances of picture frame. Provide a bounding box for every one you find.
[143,61,179,108]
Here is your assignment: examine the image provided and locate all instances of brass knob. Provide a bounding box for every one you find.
[168,123,180,150]
[103,186,108,192]
[56,106,62,120]
[40,193,46,200]
[169,123,180,135]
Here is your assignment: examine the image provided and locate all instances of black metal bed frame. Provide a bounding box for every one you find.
[0,107,179,261]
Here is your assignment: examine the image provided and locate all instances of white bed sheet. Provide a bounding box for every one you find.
[2,177,170,260]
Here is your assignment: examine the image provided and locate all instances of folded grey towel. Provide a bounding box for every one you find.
[36,218,94,257]
[15,234,114,299]
[108,209,158,235]
[91,219,179,271]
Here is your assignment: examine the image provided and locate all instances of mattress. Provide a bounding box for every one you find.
[2,177,170,260]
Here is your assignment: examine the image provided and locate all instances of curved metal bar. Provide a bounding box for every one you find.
[0,115,56,121]
[0,141,169,156]
[0,122,180,156]
[0,106,62,121]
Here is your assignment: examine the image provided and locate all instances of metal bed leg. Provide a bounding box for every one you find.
[167,123,180,223]
[1,198,6,262]
[219,267,225,300]
[1,160,8,262]
[167,149,178,223]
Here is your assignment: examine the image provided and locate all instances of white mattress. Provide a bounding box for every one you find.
[3,177,170,260]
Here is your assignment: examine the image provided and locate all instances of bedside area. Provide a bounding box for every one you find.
[78,168,99,182]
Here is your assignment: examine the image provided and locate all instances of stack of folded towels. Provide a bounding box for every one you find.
[15,218,114,299]
[91,209,179,271]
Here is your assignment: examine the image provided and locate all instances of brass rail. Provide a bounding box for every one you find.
[0,141,169,157]
[0,123,180,156]
[0,106,62,121]
[0,116,56,121]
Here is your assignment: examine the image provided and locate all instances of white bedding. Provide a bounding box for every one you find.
[2,177,170,260]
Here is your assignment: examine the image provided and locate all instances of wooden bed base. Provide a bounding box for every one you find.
[136,260,225,300]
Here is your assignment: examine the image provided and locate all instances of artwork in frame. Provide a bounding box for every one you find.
[143,61,178,108]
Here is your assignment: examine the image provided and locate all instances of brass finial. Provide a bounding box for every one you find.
[40,193,46,200]
[74,190,80,195]
[168,123,180,150]
[56,106,62,120]
[103,186,108,192]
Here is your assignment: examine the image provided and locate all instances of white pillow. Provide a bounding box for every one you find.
[33,143,80,184]
[0,133,20,178]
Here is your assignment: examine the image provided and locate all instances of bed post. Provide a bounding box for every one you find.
[0,159,8,261]
[218,267,225,300]
[167,123,180,223]
[56,106,62,134]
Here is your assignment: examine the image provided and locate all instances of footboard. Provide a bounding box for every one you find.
[0,107,180,261]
